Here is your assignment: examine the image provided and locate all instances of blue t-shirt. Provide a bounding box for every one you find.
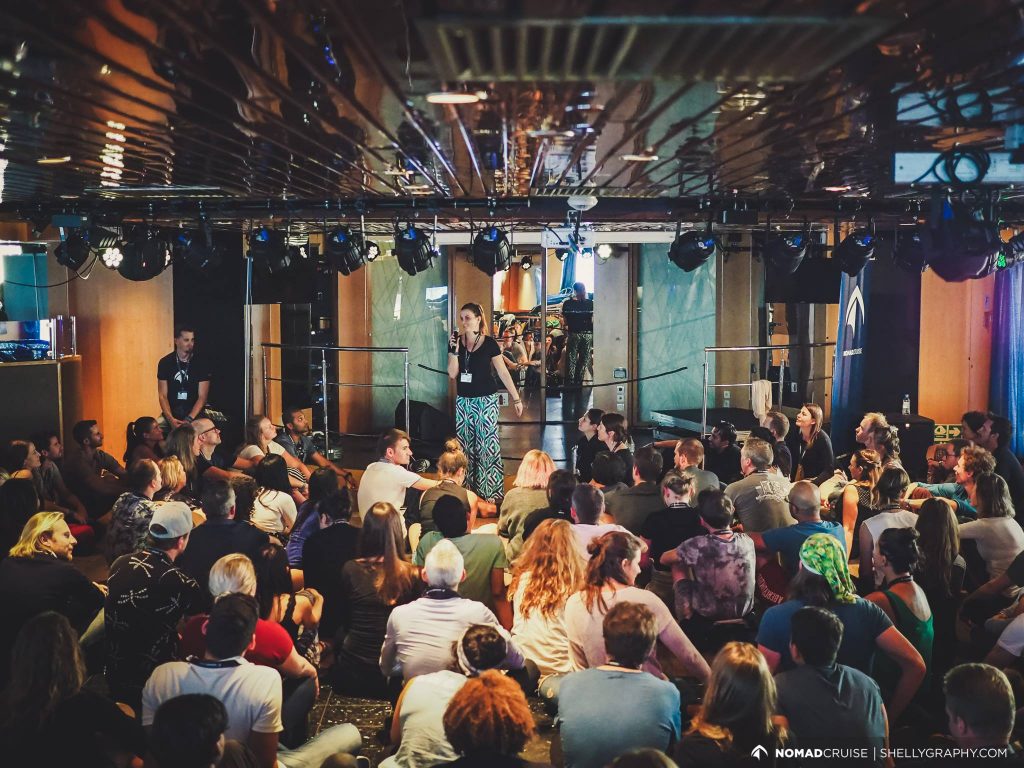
[761,520,846,573]
[558,668,681,768]
[756,598,893,673]
[285,502,321,566]
[918,482,976,518]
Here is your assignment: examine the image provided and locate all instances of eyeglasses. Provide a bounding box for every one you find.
[200,426,220,436]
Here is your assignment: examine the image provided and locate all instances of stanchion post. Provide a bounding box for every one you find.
[404,351,410,435]
[261,345,269,417]
[701,349,709,437]
[321,348,329,456]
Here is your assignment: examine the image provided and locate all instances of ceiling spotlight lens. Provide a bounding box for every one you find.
[596,243,613,261]
[100,246,123,269]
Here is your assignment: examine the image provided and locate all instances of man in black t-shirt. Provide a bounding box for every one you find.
[560,282,594,386]
[157,325,212,431]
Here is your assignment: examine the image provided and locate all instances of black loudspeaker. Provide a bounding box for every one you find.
[883,412,935,482]
[396,400,452,444]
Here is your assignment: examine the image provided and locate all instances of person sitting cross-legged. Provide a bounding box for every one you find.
[142,593,362,768]
[414,494,510,624]
[774,607,889,762]
[382,624,513,768]
[556,602,681,768]
[381,538,524,684]
[660,490,755,650]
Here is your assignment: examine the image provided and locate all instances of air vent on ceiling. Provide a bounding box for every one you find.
[418,14,898,83]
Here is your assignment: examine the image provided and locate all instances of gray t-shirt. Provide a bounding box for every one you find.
[724,471,795,532]
[558,668,681,768]
[775,663,886,766]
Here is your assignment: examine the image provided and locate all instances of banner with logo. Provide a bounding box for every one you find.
[830,264,871,456]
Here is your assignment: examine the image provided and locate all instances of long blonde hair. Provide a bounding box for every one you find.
[166,424,197,477]
[510,519,584,620]
[688,642,785,754]
[9,511,66,558]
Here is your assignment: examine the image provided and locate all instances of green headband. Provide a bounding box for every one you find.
[799,533,856,604]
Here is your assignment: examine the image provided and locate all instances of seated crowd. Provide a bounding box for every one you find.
[1,404,1024,767]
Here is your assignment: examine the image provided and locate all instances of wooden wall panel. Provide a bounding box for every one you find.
[918,270,994,424]
[69,264,174,462]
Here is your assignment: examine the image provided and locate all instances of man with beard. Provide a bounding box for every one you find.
[275,405,352,483]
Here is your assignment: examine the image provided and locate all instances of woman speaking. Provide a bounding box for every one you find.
[447,302,523,503]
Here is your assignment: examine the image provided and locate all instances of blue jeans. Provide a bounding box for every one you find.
[277,723,362,768]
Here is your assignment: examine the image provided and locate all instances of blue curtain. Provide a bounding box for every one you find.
[559,249,577,293]
[991,265,1024,455]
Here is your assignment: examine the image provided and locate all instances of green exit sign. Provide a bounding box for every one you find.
[933,424,963,442]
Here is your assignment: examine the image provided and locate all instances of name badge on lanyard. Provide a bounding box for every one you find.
[177,391,189,400]
[460,372,473,384]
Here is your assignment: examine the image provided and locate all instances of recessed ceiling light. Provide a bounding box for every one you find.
[621,153,659,162]
[426,91,480,105]
[37,155,71,164]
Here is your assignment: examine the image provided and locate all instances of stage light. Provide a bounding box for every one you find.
[928,217,1000,282]
[763,230,808,274]
[249,226,291,276]
[118,227,171,281]
[834,227,875,276]
[471,226,512,276]
[669,231,718,273]
[520,255,533,270]
[394,223,435,276]
[364,241,380,262]
[54,229,91,270]
[596,243,613,261]
[893,228,929,273]
[99,246,123,269]
[174,220,220,271]
[555,249,569,262]
[325,226,367,276]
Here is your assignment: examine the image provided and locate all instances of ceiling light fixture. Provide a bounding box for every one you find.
[834,223,876,276]
[762,226,809,274]
[520,255,533,270]
[99,246,123,269]
[394,223,435,276]
[426,90,481,105]
[174,218,220,271]
[824,185,852,193]
[669,227,718,272]
[118,226,171,281]
[471,225,512,276]
[54,229,91,270]
[249,226,291,276]
[620,152,659,163]
[37,155,71,165]
[325,225,369,276]
[596,243,614,261]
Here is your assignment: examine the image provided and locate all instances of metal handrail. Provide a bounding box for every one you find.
[701,341,837,437]
[260,342,410,455]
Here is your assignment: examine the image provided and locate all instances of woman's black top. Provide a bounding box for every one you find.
[456,335,501,398]
[798,430,834,484]
[616,447,635,486]
[574,435,602,482]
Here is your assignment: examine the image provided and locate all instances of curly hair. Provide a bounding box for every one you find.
[510,519,584,620]
[443,670,536,756]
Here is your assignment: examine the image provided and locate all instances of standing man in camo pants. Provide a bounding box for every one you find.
[561,281,594,387]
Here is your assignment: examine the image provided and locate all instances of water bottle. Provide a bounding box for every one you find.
[901,394,911,416]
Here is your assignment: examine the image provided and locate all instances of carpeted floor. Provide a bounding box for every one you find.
[308,683,557,766]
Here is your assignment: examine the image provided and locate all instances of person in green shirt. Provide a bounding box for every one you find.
[414,495,511,627]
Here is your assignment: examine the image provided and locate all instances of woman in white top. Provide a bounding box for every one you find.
[859,466,918,592]
[960,472,1024,583]
[239,415,310,503]
[509,518,585,708]
[250,453,297,534]
[564,531,710,683]
[382,624,510,768]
